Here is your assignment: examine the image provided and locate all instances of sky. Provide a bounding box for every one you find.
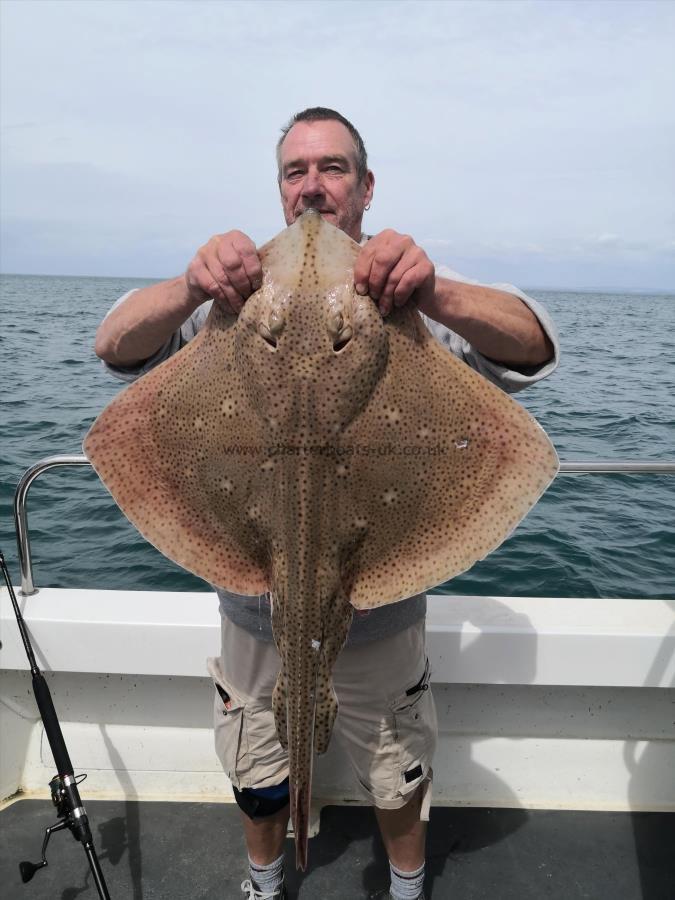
[1,0,674,291]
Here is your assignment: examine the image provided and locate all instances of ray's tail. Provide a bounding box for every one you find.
[289,738,313,871]
[273,639,319,871]
[270,583,352,870]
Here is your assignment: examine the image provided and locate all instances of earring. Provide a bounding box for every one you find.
[364,203,371,211]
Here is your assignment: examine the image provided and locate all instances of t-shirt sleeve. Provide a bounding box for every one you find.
[100,289,212,384]
[420,265,560,393]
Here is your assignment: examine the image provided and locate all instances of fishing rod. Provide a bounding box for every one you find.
[0,550,111,899]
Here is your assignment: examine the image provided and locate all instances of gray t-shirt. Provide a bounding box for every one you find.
[102,260,559,644]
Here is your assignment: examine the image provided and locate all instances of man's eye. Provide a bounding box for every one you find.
[286,171,303,180]
[325,165,343,173]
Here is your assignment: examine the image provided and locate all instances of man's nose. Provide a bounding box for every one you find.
[302,169,324,198]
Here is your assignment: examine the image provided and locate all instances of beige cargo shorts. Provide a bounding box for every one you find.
[208,614,437,814]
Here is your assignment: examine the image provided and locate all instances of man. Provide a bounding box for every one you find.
[96,107,558,900]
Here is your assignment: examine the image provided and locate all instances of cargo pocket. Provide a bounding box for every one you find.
[389,657,437,796]
[207,656,248,788]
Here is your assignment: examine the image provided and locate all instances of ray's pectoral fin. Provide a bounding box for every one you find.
[344,307,559,610]
[83,307,269,594]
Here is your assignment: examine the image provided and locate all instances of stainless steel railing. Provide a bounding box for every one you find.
[10,454,675,596]
[13,455,93,595]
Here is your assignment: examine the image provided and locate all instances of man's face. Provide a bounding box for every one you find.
[279,120,374,242]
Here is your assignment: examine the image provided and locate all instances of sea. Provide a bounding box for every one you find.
[1,273,673,601]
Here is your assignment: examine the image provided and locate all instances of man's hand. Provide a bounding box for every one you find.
[353,230,435,316]
[185,231,263,314]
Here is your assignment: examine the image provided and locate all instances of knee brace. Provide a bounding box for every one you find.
[233,777,290,820]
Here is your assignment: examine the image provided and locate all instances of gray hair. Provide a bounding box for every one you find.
[276,107,369,183]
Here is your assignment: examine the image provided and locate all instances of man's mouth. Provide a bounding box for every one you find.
[296,207,335,218]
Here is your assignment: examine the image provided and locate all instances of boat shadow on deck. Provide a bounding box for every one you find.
[1,799,673,899]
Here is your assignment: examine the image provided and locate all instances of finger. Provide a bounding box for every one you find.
[395,257,435,307]
[196,255,236,308]
[215,243,254,299]
[379,249,418,310]
[368,244,405,302]
[189,257,227,306]
[202,258,245,313]
[234,239,263,293]
[353,244,375,296]
[392,266,423,306]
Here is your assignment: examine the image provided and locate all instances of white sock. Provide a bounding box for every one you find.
[248,853,284,895]
[389,860,425,900]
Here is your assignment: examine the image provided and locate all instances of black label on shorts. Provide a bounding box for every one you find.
[404,764,423,784]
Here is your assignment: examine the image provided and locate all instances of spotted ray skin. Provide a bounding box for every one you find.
[84,210,559,869]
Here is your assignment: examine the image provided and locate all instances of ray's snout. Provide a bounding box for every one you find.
[236,241,389,437]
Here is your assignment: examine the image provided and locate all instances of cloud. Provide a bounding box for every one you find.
[1,0,674,289]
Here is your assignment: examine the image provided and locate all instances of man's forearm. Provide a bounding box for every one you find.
[418,276,553,368]
[94,275,202,367]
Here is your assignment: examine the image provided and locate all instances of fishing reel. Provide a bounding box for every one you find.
[20,772,91,883]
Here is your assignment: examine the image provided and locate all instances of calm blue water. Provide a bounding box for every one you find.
[1,274,673,599]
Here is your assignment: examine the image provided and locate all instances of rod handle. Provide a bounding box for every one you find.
[32,672,73,776]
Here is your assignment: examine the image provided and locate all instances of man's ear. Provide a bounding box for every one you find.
[363,170,375,208]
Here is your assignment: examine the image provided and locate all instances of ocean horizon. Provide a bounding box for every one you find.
[2,269,673,296]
